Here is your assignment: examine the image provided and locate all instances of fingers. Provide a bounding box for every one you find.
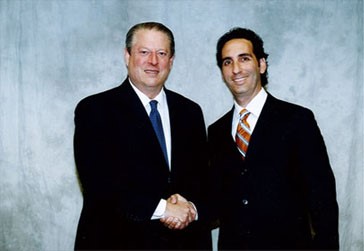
[166,193,187,204]
[164,200,191,222]
[161,216,188,230]
[161,198,197,230]
[188,202,197,221]
[174,193,188,202]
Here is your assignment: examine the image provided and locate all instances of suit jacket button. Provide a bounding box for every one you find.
[242,199,248,205]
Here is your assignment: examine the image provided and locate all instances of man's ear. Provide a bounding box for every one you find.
[168,55,175,68]
[124,48,130,67]
[259,58,267,74]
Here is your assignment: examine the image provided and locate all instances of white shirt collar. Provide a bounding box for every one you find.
[128,78,167,110]
[234,87,268,118]
[231,88,268,138]
[129,78,171,168]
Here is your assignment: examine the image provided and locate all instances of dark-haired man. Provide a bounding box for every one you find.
[208,27,339,250]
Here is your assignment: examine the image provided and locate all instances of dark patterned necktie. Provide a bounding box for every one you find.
[149,100,168,163]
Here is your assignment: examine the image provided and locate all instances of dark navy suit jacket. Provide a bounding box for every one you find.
[74,79,212,250]
[208,93,339,250]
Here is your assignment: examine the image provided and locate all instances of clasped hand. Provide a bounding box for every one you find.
[160,193,196,230]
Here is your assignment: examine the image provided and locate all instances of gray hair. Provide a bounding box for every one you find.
[125,22,175,57]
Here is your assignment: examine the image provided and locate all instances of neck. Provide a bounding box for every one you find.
[145,86,163,99]
[235,86,262,108]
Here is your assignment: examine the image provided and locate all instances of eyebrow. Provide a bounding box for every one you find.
[222,53,253,62]
[238,53,253,58]
[222,56,232,62]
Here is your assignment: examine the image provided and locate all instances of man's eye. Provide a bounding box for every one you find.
[158,51,167,57]
[139,50,149,55]
[241,57,250,62]
[223,60,231,66]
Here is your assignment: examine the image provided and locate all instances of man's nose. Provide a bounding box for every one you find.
[148,52,158,65]
[232,62,240,74]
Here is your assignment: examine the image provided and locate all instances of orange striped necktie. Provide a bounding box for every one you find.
[235,108,251,159]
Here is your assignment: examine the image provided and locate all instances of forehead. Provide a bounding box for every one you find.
[132,29,170,50]
[222,38,254,57]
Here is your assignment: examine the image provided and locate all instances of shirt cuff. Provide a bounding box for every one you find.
[189,201,199,220]
[151,199,166,220]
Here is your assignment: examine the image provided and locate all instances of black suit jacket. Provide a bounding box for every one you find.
[74,79,211,250]
[208,94,339,250]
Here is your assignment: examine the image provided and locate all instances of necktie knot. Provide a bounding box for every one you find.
[150,100,158,111]
[239,108,250,121]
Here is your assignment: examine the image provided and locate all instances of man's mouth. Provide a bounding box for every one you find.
[145,69,159,75]
[232,76,247,84]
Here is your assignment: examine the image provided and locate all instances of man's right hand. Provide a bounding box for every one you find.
[160,194,196,230]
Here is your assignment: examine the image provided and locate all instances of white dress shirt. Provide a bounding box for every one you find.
[129,81,171,167]
[231,88,268,139]
[129,80,170,219]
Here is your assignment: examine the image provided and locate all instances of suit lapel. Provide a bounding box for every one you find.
[116,79,169,172]
[217,107,244,161]
[246,94,279,161]
[165,89,177,171]
[117,80,150,129]
[222,108,236,146]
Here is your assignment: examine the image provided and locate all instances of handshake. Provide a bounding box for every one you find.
[160,193,197,230]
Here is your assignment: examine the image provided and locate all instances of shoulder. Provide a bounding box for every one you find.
[77,86,119,106]
[165,89,203,113]
[267,93,314,117]
[74,85,127,125]
[265,94,317,129]
[75,80,131,114]
[208,108,233,132]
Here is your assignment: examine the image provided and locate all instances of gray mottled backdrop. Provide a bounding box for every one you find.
[0,0,363,250]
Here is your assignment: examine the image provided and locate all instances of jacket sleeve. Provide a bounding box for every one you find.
[74,98,161,222]
[296,109,339,249]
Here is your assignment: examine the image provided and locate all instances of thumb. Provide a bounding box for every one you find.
[167,194,178,204]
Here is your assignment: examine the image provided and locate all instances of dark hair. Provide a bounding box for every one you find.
[216,28,269,86]
[125,22,175,57]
